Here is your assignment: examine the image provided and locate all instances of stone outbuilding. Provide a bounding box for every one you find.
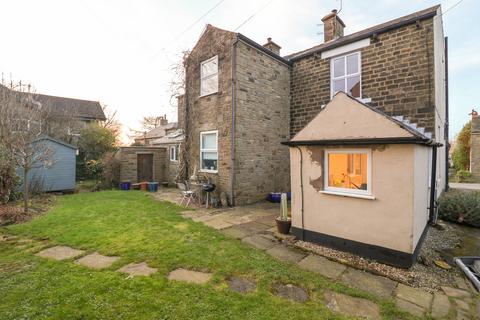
[283,93,441,268]
[118,146,166,183]
[151,129,184,184]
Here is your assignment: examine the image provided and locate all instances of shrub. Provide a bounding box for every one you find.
[100,151,120,189]
[438,190,480,227]
[452,121,471,171]
[0,144,19,204]
[456,170,472,182]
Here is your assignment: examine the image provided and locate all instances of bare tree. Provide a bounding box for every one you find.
[0,80,54,213]
[140,116,166,130]
[100,104,122,145]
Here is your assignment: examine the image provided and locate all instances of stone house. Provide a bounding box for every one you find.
[151,129,184,184]
[133,115,178,146]
[179,5,448,210]
[470,110,480,178]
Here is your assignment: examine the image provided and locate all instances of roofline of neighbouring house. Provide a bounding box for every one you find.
[236,33,293,66]
[281,137,442,147]
[285,5,440,61]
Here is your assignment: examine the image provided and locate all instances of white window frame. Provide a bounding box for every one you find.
[169,145,179,162]
[200,55,218,97]
[330,51,362,99]
[199,130,218,173]
[323,149,372,197]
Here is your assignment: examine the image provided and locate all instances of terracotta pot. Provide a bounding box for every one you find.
[276,218,292,234]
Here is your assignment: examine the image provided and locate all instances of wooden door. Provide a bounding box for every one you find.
[137,154,153,182]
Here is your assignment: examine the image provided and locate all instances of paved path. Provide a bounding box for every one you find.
[450,182,480,190]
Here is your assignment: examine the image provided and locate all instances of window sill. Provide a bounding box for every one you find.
[199,169,218,174]
[320,190,375,200]
[199,91,218,98]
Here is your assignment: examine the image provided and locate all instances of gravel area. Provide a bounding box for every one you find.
[294,220,466,292]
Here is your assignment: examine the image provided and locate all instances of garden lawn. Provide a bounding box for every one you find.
[1,191,413,320]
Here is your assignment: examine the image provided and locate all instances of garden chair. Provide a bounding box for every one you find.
[177,182,196,207]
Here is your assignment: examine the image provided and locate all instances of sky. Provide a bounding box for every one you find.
[0,0,478,144]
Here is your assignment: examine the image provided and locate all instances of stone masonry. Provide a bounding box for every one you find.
[290,18,436,137]
[470,113,480,178]
[118,146,166,183]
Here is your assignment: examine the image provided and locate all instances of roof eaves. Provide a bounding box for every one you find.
[282,137,435,147]
[236,33,292,67]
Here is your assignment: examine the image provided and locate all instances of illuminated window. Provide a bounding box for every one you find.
[200,55,218,96]
[331,52,361,98]
[324,149,371,195]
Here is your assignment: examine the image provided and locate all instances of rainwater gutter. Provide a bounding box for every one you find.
[295,146,305,240]
[429,145,438,224]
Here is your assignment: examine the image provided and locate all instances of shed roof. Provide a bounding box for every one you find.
[283,92,436,147]
[33,135,77,150]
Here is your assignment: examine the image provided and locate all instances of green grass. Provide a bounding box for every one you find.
[0,191,415,319]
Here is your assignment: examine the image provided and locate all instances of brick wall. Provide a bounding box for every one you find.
[234,40,291,204]
[119,146,166,183]
[290,18,436,137]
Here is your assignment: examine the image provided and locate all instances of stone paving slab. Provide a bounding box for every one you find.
[298,255,347,280]
[395,297,425,317]
[266,245,306,264]
[203,218,233,230]
[167,268,212,284]
[237,221,271,233]
[222,214,253,225]
[117,262,157,277]
[242,235,277,250]
[272,283,308,302]
[441,286,472,299]
[324,290,381,320]
[431,293,451,319]
[454,299,470,312]
[75,252,119,269]
[395,283,433,309]
[220,226,254,239]
[36,246,85,261]
[340,268,397,299]
[192,215,216,223]
[252,215,276,227]
[228,277,256,293]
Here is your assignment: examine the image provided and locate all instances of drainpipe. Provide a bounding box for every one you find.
[230,38,239,206]
[429,145,438,224]
[295,146,305,240]
[444,36,449,192]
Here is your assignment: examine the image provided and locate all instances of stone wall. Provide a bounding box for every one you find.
[164,144,180,185]
[471,116,480,178]
[234,40,291,204]
[119,146,166,183]
[290,18,436,137]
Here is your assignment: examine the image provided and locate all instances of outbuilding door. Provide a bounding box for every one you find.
[137,154,153,182]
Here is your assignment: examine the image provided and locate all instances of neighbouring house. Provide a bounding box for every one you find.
[284,93,440,267]
[151,129,184,184]
[470,110,480,178]
[133,115,178,146]
[18,136,77,193]
[178,5,448,266]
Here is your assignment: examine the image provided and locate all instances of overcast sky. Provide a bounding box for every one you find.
[0,0,477,144]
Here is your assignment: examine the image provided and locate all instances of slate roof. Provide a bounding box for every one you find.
[135,122,178,140]
[151,129,184,145]
[284,5,440,61]
[31,93,106,121]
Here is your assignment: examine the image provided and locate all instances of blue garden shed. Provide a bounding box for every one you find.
[19,136,77,192]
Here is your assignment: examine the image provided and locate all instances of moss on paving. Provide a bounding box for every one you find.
[0,191,417,319]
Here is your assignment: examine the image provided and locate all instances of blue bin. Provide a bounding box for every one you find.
[119,181,131,190]
[148,182,159,192]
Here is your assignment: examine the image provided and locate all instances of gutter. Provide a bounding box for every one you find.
[230,37,239,206]
[429,145,438,224]
[282,137,440,147]
[445,36,449,191]
[295,146,305,240]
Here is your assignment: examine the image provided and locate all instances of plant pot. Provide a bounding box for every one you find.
[276,218,292,234]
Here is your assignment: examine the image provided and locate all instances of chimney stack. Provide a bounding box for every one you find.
[263,37,281,55]
[321,9,345,42]
[159,114,168,125]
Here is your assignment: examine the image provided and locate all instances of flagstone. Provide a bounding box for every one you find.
[298,254,346,280]
[395,283,433,309]
[167,268,212,284]
[441,286,471,299]
[76,252,119,269]
[242,235,276,250]
[253,215,276,227]
[431,293,451,319]
[220,226,254,239]
[117,262,157,277]
[228,277,256,293]
[36,246,85,261]
[325,290,381,320]
[237,221,271,233]
[266,245,306,263]
[340,268,397,298]
[203,218,233,230]
[395,297,425,317]
[272,283,308,302]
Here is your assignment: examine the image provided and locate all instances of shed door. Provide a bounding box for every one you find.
[137,154,153,182]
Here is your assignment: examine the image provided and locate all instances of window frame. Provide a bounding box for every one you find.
[199,130,218,173]
[169,144,179,162]
[324,148,372,196]
[200,55,219,97]
[330,51,362,99]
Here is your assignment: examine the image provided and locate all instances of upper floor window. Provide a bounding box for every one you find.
[200,130,218,172]
[331,52,361,99]
[200,56,218,96]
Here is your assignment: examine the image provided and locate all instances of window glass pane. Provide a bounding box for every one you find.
[346,75,361,98]
[346,54,359,75]
[201,59,217,77]
[333,57,345,78]
[328,153,368,190]
[201,75,218,96]
[332,79,345,94]
[201,151,218,171]
[202,133,216,149]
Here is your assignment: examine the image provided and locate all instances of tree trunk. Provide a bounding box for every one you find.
[23,166,29,213]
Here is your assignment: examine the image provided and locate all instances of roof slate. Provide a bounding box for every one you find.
[31,93,106,120]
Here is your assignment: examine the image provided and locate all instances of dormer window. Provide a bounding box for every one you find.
[200,55,218,96]
[331,52,361,99]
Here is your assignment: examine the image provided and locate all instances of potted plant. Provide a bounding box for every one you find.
[275,193,291,234]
